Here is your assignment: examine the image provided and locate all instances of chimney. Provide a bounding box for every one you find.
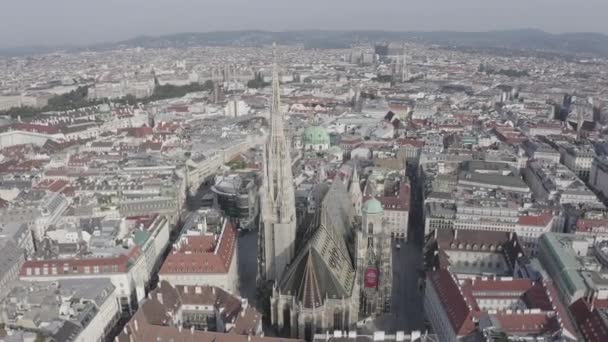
[184,286,188,294]
[157,292,163,305]
[191,326,195,334]
[454,229,458,240]
[134,319,139,331]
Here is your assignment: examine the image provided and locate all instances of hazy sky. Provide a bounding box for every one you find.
[1,0,607,48]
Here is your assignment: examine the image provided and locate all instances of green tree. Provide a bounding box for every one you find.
[247,72,270,89]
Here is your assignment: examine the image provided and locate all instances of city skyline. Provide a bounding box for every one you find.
[3,4,608,340]
[1,0,608,48]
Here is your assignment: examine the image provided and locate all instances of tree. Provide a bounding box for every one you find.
[0,81,217,119]
[203,79,214,90]
[247,72,270,89]
[124,94,137,106]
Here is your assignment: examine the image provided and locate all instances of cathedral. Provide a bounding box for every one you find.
[271,179,360,340]
[269,167,393,340]
[260,49,392,340]
[258,46,297,283]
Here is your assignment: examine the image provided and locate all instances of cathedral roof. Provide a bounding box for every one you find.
[278,180,356,308]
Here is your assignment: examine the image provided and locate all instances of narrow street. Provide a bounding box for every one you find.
[237,229,258,305]
[361,164,425,333]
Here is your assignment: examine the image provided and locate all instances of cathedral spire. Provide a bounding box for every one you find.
[349,164,363,217]
[271,42,281,115]
[259,42,297,282]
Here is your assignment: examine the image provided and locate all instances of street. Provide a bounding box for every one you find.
[361,164,426,334]
[189,180,260,306]
[237,229,259,305]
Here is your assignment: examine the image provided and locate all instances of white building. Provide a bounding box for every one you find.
[32,192,70,241]
[562,145,595,181]
[19,215,171,314]
[1,278,121,342]
[224,99,251,117]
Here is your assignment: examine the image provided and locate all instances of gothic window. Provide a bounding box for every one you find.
[368,223,374,234]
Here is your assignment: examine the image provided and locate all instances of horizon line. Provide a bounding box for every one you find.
[1,27,606,51]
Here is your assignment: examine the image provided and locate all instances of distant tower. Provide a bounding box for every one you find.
[212,68,224,104]
[349,166,363,217]
[259,43,297,283]
[318,163,327,183]
[353,84,364,113]
[577,104,584,141]
[400,43,409,82]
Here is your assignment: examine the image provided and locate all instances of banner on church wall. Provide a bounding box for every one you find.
[365,268,378,288]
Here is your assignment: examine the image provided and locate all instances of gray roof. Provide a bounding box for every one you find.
[0,239,23,277]
[279,180,356,308]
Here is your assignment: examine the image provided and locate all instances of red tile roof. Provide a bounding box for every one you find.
[20,246,142,277]
[117,280,279,342]
[8,123,61,135]
[428,270,576,338]
[34,179,69,193]
[428,269,476,337]
[492,313,553,334]
[160,221,236,275]
[570,298,608,342]
[576,218,608,233]
[395,138,425,148]
[517,212,553,227]
[465,277,534,294]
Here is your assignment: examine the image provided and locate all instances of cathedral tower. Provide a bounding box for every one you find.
[259,44,297,282]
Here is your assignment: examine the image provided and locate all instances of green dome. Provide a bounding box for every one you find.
[302,126,330,145]
[363,198,383,215]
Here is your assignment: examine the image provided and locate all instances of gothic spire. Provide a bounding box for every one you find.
[259,42,297,282]
[271,42,281,115]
